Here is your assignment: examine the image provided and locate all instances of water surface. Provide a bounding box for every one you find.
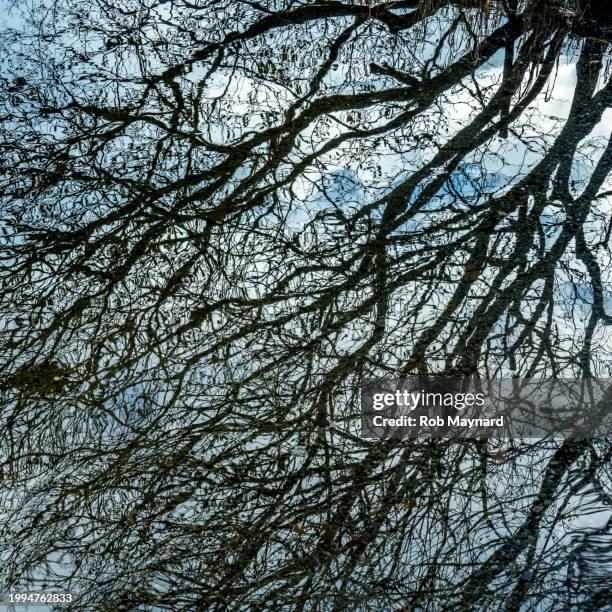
[1,0,612,609]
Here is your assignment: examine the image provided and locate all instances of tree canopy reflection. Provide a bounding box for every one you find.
[1,0,612,609]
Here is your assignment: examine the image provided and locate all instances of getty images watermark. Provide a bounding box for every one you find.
[361,378,612,439]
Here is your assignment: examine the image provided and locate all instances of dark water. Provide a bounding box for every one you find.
[1,0,612,609]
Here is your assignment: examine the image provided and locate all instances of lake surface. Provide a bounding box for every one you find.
[1,0,612,609]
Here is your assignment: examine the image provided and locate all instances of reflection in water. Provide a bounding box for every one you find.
[1,0,612,609]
